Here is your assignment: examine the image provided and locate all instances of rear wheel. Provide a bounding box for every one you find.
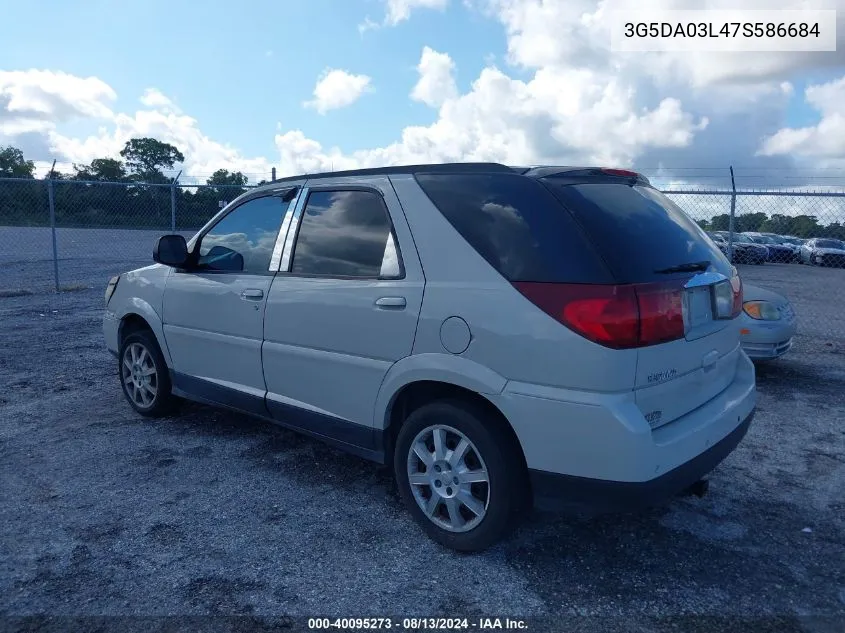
[394,399,527,552]
[118,330,177,417]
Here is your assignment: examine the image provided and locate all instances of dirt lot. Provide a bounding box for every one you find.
[1,261,844,633]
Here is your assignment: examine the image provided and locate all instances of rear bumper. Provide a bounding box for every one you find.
[491,349,757,510]
[528,408,754,512]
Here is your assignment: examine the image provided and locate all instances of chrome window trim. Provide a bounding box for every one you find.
[269,188,301,272]
[279,187,310,272]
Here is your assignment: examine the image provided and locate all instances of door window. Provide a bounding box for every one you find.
[197,196,289,273]
[290,190,402,278]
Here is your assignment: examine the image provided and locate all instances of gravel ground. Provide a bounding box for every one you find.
[1,260,844,633]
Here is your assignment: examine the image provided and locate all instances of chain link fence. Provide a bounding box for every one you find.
[1,175,844,343]
[0,178,253,295]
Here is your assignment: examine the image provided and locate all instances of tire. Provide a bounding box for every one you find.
[118,330,177,417]
[393,399,527,552]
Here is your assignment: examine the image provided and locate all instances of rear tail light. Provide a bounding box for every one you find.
[513,280,685,349]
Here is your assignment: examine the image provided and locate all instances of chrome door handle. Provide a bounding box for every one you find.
[375,296,406,309]
[241,288,264,300]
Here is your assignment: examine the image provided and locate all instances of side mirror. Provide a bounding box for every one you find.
[153,234,189,268]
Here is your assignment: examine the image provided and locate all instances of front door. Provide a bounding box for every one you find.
[162,192,294,415]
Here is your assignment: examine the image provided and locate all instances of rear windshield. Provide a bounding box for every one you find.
[414,173,613,283]
[542,180,732,283]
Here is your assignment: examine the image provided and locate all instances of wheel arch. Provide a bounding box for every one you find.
[115,299,172,367]
[375,355,528,477]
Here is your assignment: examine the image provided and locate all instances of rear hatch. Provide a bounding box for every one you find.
[539,170,743,429]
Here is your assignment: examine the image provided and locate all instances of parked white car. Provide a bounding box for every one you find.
[103,163,757,551]
[799,238,845,267]
[740,284,797,360]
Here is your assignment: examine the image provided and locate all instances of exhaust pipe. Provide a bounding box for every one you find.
[683,479,710,498]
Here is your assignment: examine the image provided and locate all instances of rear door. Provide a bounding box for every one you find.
[262,177,424,447]
[543,178,741,428]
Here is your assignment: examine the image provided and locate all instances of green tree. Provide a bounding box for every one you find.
[709,214,731,231]
[207,169,248,187]
[759,214,794,235]
[0,146,36,178]
[119,138,184,182]
[734,212,768,232]
[695,219,709,230]
[790,215,822,237]
[73,158,129,182]
[820,222,845,240]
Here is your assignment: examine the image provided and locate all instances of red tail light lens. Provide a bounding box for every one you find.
[513,281,685,349]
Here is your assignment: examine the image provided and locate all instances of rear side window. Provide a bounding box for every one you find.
[291,189,401,278]
[543,181,732,283]
[414,173,612,283]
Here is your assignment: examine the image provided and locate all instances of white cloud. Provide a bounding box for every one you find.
[139,88,176,110]
[411,47,459,107]
[385,0,450,25]
[359,0,450,31]
[303,69,373,115]
[758,75,845,161]
[0,69,115,137]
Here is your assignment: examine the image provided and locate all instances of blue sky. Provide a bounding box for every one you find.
[2,0,844,183]
[2,0,507,158]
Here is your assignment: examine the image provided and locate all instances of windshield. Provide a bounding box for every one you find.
[753,235,775,244]
[815,239,845,249]
[732,234,754,244]
[781,237,803,245]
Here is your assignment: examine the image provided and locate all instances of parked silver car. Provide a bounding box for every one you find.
[799,238,845,267]
[103,163,756,551]
[740,284,797,361]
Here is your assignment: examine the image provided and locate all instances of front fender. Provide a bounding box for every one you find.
[373,353,507,429]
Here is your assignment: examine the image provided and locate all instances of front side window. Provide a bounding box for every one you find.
[290,190,400,278]
[197,196,289,273]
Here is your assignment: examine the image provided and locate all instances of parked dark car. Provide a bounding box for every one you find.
[709,232,768,265]
[743,234,796,263]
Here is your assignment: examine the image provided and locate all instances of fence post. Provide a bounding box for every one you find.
[728,166,736,263]
[47,161,60,292]
[171,170,182,232]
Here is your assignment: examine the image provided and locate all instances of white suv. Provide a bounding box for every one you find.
[103,163,757,551]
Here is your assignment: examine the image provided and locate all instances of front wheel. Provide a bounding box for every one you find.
[394,400,527,552]
[118,330,177,417]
